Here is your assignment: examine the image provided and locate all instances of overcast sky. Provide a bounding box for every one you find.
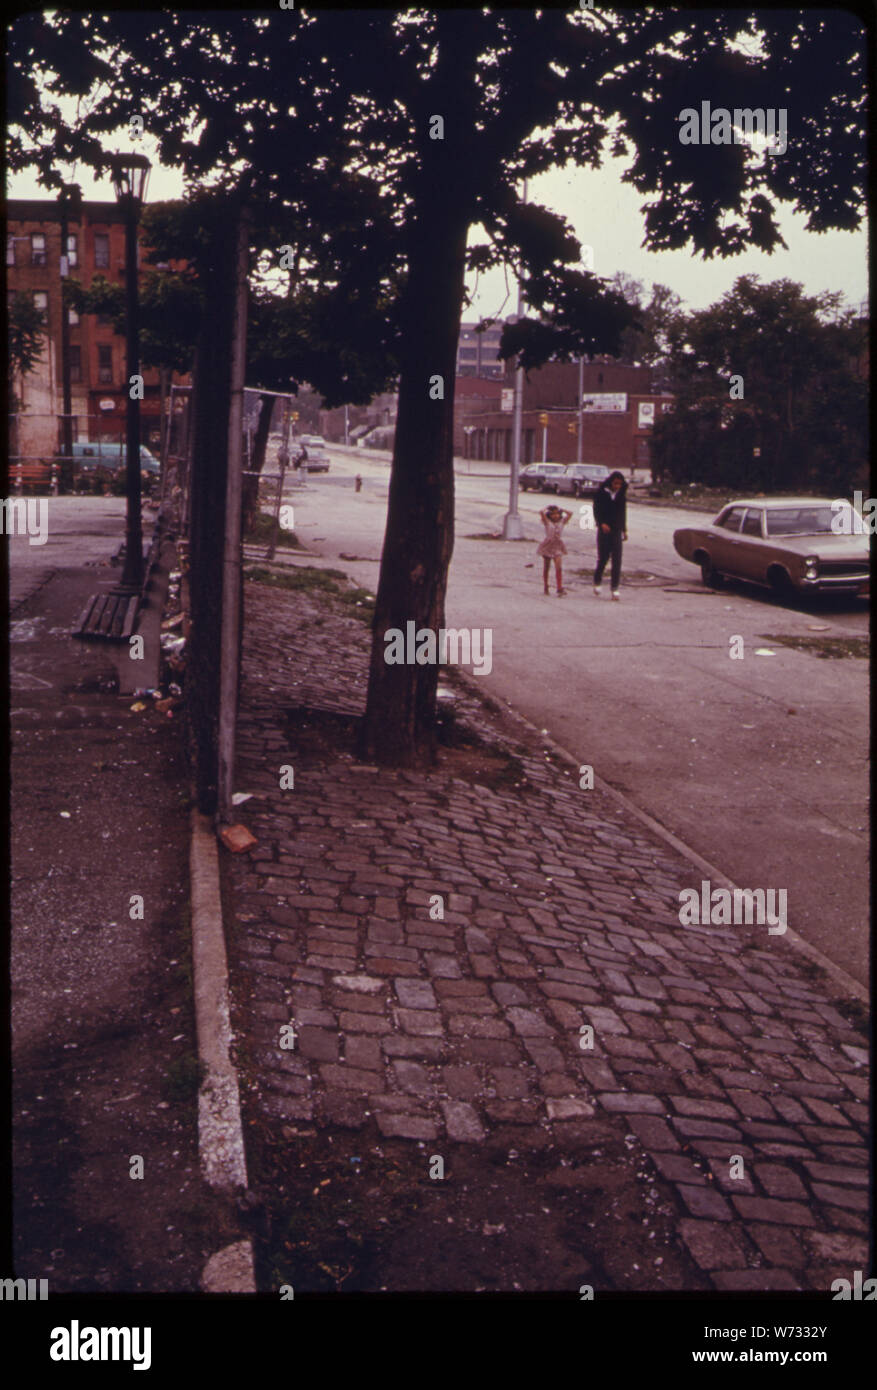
[9,126,868,324]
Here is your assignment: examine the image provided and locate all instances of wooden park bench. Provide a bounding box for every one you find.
[72,526,164,644]
[9,460,58,494]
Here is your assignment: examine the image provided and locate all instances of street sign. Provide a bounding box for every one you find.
[638,402,656,428]
[582,392,627,413]
[501,388,514,412]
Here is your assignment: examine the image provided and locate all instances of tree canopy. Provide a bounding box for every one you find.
[651,275,868,493]
[8,6,868,763]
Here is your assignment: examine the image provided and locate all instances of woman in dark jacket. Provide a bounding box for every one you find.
[592,471,628,599]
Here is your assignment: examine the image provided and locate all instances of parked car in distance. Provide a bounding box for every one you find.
[551,463,611,497]
[673,497,870,599]
[60,441,160,484]
[298,434,330,472]
[519,463,567,492]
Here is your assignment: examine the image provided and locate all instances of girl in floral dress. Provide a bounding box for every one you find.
[537,504,573,595]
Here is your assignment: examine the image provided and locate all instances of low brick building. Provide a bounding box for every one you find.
[457,358,673,472]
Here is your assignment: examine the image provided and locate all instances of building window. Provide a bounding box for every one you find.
[67,233,78,268]
[68,346,82,383]
[68,306,80,326]
[6,236,15,266]
[97,344,113,384]
[33,291,49,315]
[94,233,110,269]
[31,233,47,266]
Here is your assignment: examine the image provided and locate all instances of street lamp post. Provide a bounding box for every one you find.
[59,183,81,491]
[109,151,151,589]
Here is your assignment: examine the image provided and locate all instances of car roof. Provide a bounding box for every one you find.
[720,497,841,509]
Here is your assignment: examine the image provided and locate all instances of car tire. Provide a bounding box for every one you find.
[700,558,724,589]
[768,566,798,603]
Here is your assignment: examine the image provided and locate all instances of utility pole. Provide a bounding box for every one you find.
[577,354,585,463]
[217,201,250,824]
[502,178,527,540]
[58,183,81,491]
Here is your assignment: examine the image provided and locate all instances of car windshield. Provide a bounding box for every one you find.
[765,506,839,536]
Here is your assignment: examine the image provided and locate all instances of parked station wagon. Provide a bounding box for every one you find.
[519,463,566,492]
[550,463,611,498]
[673,498,870,598]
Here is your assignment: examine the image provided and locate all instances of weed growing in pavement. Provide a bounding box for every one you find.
[244,512,303,548]
[163,1052,205,1105]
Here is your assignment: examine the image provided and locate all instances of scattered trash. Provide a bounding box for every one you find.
[482,1222,505,1236]
[231,792,255,806]
[807,624,830,631]
[741,724,756,729]
[129,701,148,712]
[754,648,777,657]
[132,688,159,698]
[169,682,182,696]
[161,612,185,631]
[59,811,71,819]
[219,823,258,853]
[161,635,186,654]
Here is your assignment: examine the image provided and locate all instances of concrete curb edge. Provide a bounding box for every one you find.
[189,806,257,1291]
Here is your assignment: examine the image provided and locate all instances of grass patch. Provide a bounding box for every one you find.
[244,511,303,549]
[759,633,869,660]
[244,564,348,594]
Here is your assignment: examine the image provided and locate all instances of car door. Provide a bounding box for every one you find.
[734,507,768,582]
[710,506,747,574]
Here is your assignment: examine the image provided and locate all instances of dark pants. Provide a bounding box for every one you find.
[594,528,623,589]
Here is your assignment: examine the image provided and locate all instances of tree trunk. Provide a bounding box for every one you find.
[186,201,236,813]
[358,202,469,767]
[241,392,274,534]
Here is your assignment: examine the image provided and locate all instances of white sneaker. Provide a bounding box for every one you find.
[593,586,602,598]
[611,590,620,601]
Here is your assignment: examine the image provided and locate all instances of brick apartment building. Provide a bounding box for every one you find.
[455,358,673,472]
[7,198,189,462]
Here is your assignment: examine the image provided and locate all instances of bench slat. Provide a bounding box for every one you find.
[72,593,100,635]
[121,595,140,638]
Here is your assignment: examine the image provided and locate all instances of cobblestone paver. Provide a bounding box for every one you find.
[226,577,869,1290]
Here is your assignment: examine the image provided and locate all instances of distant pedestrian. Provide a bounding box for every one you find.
[538,504,572,595]
[354,474,362,493]
[593,471,628,600]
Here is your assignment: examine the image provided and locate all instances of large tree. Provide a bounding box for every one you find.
[9,8,866,764]
[651,275,868,494]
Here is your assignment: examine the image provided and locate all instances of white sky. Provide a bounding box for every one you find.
[8,131,868,322]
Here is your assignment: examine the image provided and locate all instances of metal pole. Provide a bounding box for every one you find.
[121,197,143,588]
[59,192,74,489]
[502,180,527,541]
[217,202,250,824]
[542,423,547,462]
[577,355,584,464]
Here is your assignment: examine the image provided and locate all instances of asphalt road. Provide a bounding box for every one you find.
[276,447,870,988]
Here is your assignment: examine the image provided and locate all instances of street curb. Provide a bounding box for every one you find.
[189,806,257,1290]
[451,668,867,1006]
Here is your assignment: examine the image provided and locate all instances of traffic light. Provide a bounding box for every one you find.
[538,412,549,425]
[568,422,577,435]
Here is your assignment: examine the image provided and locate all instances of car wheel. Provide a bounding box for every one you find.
[768,566,797,603]
[700,558,724,589]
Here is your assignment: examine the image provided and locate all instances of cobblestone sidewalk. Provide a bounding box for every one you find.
[224,574,869,1292]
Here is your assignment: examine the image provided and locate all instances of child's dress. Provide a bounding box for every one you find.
[538,515,568,557]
